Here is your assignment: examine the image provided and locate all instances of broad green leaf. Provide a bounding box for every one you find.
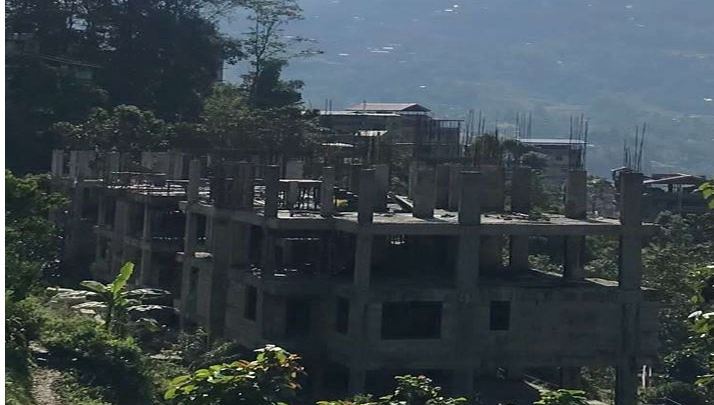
[111,262,134,295]
[80,280,108,294]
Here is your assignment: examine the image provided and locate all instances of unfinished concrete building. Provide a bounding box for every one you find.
[51,150,190,297]
[176,157,659,404]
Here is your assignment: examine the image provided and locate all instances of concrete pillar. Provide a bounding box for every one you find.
[480,165,505,212]
[565,170,587,219]
[413,168,436,219]
[354,234,373,289]
[261,229,277,277]
[563,236,585,281]
[509,236,530,272]
[238,162,254,209]
[180,212,199,323]
[187,159,201,204]
[408,161,419,199]
[435,164,451,209]
[347,367,366,396]
[619,172,643,290]
[615,172,643,405]
[51,150,64,177]
[169,151,185,180]
[264,165,280,218]
[511,166,532,213]
[373,164,389,212]
[457,172,482,287]
[141,204,152,241]
[107,152,121,180]
[358,169,376,225]
[320,167,335,217]
[564,170,587,281]
[448,163,463,211]
[350,163,363,193]
[285,159,304,179]
[207,218,231,337]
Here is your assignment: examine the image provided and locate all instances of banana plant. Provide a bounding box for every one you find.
[80,261,140,336]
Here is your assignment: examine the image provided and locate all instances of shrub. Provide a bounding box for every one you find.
[40,312,152,404]
[644,381,708,405]
[164,345,304,404]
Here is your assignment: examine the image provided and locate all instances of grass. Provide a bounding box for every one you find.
[53,371,112,405]
[5,368,35,405]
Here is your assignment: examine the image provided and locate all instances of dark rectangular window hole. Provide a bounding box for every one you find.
[490,300,511,331]
[381,301,442,339]
[336,297,349,334]
[244,286,257,320]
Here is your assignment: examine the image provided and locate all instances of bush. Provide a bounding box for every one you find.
[644,381,709,405]
[40,312,152,404]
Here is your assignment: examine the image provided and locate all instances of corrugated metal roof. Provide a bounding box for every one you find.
[520,138,586,146]
[356,130,388,137]
[319,110,401,117]
[345,102,430,112]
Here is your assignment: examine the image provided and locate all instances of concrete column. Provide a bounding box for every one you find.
[509,236,530,272]
[619,172,643,290]
[261,229,277,277]
[616,304,640,405]
[481,165,505,212]
[51,150,64,177]
[230,223,252,268]
[285,159,304,179]
[448,163,463,211]
[264,165,280,218]
[511,166,532,213]
[238,162,254,209]
[373,164,389,212]
[107,152,121,179]
[413,168,436,219]
[139,250,154,286]
[347,367,366,396]
[615,172,643,405]
[457,172,482,287]
[97,196,106,227]
[564,170,587,281]
[563,236,585,281]
[435,164,451,209]
[320,167,335,217]
[408,161,419,199]
[565,170,587,219]
[358,169,376,225]
[187,159,201,204]
[207,218,231,337]
[141,204,152,240]
[350,163,363,193]
[69,151,79,179]
[353,233,373,289]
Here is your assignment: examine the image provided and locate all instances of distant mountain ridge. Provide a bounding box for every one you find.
[223,0,714,177]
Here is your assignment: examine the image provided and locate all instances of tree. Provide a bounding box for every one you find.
[238,0,318,105]
[52,105,172,153]
[5,0,240,171]
[201,83,321,160]
[6,171,66,298]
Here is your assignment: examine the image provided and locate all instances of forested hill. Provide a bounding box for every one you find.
[224,0,714,177]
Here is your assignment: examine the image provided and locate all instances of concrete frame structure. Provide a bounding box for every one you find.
[52,149,659,404]
[176,159,659,403]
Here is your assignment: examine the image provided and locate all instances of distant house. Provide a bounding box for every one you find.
[518,138,586,187]
[319,102,462,164]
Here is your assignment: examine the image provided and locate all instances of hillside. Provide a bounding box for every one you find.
[222,0,714,177]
